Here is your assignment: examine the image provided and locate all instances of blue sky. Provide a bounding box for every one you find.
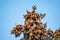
[0,0,60,40]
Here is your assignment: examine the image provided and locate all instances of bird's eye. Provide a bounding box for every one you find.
[30,24,33,26]
[26,16,30,20]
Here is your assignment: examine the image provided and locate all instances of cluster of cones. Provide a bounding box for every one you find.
[11,5,60,40]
